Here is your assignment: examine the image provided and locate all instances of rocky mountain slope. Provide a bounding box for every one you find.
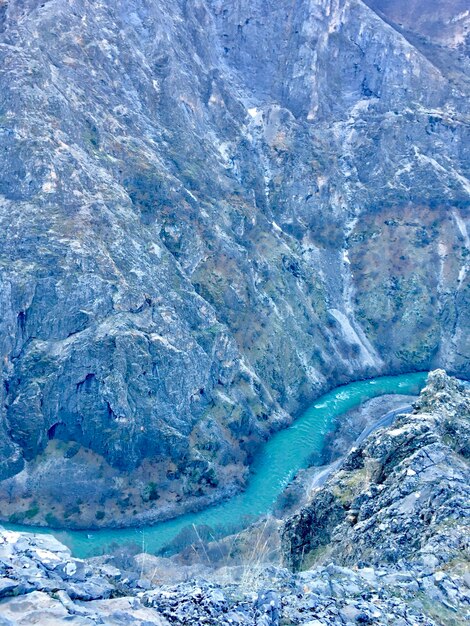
[0,370,468,625]
[0,0,469,524]
[364,0,470,88]
[282,369,469,623]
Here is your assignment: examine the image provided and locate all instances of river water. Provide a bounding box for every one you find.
[5,371,428,558]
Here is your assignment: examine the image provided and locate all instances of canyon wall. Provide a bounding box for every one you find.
[0,0,468,525]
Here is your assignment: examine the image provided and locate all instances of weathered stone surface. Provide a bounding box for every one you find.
[0,528,171,624]
[364,0,470,89]
[0,0,469,523]
[0,590,170,625]
[0,522,454,626]
[282,370,469,621]
[310,394,416,467]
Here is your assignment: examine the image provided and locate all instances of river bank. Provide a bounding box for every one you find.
[4,372,428,559]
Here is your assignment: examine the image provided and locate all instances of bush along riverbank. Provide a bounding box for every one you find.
[0,370,468,625]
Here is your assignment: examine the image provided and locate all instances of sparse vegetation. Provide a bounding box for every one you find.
[142,482,160,502]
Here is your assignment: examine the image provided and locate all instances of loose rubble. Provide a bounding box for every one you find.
[0,530,453,625]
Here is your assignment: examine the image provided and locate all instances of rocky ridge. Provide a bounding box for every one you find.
[0,0,469,524]
[282,369,470,622]
[0,371,468,624]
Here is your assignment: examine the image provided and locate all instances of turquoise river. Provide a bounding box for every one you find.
[5,372,428,558]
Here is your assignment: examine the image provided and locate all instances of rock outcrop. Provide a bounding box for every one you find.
[0,0,469,523]
[0,529,172,625]
[282,369,469,621]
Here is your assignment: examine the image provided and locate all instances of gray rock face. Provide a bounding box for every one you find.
[364,0,470,88]
[282,370,469,621]
[0,529,432,625]
[310,393,416,466]
[0,528,170,624]
[0,0,469,523]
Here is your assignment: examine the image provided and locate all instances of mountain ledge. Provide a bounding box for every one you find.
[282,369,469,621]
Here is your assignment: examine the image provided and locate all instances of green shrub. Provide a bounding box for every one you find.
[24,505,39,519]
[45,513,60,527]
[142,482,160,502]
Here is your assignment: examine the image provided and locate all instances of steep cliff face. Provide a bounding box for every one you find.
[0,0,469,525]
[364,0,470,87]
[282,371,470,574]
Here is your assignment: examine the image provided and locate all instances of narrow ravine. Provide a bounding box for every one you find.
[4,372,428,558]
